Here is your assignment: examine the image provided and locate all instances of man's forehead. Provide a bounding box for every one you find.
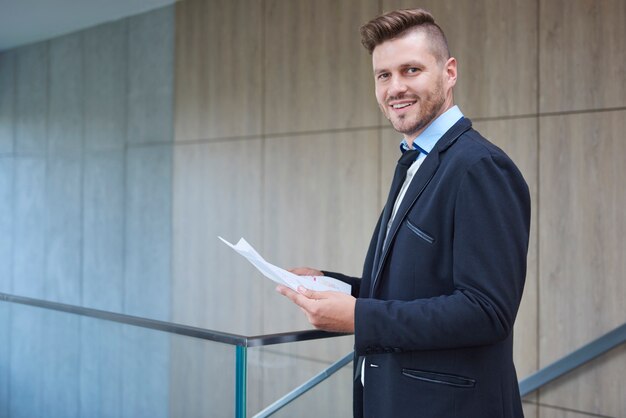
[372,30,436,69]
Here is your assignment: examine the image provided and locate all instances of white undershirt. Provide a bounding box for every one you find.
[385,152,427,242]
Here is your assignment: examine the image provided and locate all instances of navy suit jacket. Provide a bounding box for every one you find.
[325,118,530,418]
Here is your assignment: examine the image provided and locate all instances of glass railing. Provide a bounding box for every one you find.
[6,290,622,417]
[0,292,349,418]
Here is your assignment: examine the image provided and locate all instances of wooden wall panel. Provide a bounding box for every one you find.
[538,403,620,418]
[540,0,626,113]
[249,350,353,417]
[385,0,538,118]
[539,110,626,416]
[262,130,379,337]
[170,139,264,417]
[264,0,380,134]
[522,402,538,418]
[171,139,264,334]
[175,0,263,141]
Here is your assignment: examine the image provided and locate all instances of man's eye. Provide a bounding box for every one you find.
[407,67,420,74]
[377,73,389,80]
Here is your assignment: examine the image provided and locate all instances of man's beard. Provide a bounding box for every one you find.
[383,82,446,138]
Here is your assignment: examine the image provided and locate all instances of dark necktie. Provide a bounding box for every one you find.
[371,149,420,282]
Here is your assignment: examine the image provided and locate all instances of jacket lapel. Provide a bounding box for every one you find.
[370,118,472,297]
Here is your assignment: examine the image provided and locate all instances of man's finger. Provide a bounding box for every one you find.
[276,285,312,309]
[297,286,329,300]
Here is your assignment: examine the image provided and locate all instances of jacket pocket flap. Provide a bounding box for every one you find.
[405,220,435,244]
[401,368,475,388]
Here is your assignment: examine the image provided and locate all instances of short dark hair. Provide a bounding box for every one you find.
[360,8,450,63]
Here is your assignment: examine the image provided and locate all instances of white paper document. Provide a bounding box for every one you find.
[218,236,352,295]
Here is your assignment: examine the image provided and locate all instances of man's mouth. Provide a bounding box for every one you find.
[388,100,417,111]
[391,102,413,109]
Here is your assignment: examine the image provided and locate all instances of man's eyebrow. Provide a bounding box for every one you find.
[399,61,425,68]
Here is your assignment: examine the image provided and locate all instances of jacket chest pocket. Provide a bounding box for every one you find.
[405,219,435,244]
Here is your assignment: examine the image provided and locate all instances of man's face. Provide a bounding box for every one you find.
[372,30,456,141]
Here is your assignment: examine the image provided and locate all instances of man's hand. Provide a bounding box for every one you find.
[276,285,356,333]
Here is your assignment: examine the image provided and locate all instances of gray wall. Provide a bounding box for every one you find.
[0,6,174,417]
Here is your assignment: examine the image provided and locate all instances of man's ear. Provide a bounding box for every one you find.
[445,57,458,88]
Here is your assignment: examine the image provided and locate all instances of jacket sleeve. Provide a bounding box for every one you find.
[354,154,531,355]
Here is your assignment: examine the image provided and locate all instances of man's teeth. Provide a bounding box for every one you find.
[392,103,412,109]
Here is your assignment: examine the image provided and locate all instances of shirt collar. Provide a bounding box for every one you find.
[400,105,464,155]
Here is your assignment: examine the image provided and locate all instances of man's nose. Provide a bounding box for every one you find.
[388,76,408,97]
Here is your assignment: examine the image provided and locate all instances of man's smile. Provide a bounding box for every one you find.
[388,98,418,113]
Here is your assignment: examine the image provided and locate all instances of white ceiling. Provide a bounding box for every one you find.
[0,0,177,52]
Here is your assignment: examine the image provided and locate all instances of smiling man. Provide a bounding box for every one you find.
[277,9,530,418]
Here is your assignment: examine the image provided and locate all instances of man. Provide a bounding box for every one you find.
[277,8,530,418]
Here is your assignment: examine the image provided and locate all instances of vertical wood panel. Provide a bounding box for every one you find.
[170,139,263,416]
[522,402,538,418]
[264,0,380,134]
[171,139,264,333]
[540,0,626,113]
[384,0,538,118]
[538,402,621,418]
[262,130,379,339]
[175,0,263,141]
[251,351,352,417]
[539,111,626,416]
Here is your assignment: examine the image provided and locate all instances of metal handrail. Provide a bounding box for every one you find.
[0,291,346,347]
